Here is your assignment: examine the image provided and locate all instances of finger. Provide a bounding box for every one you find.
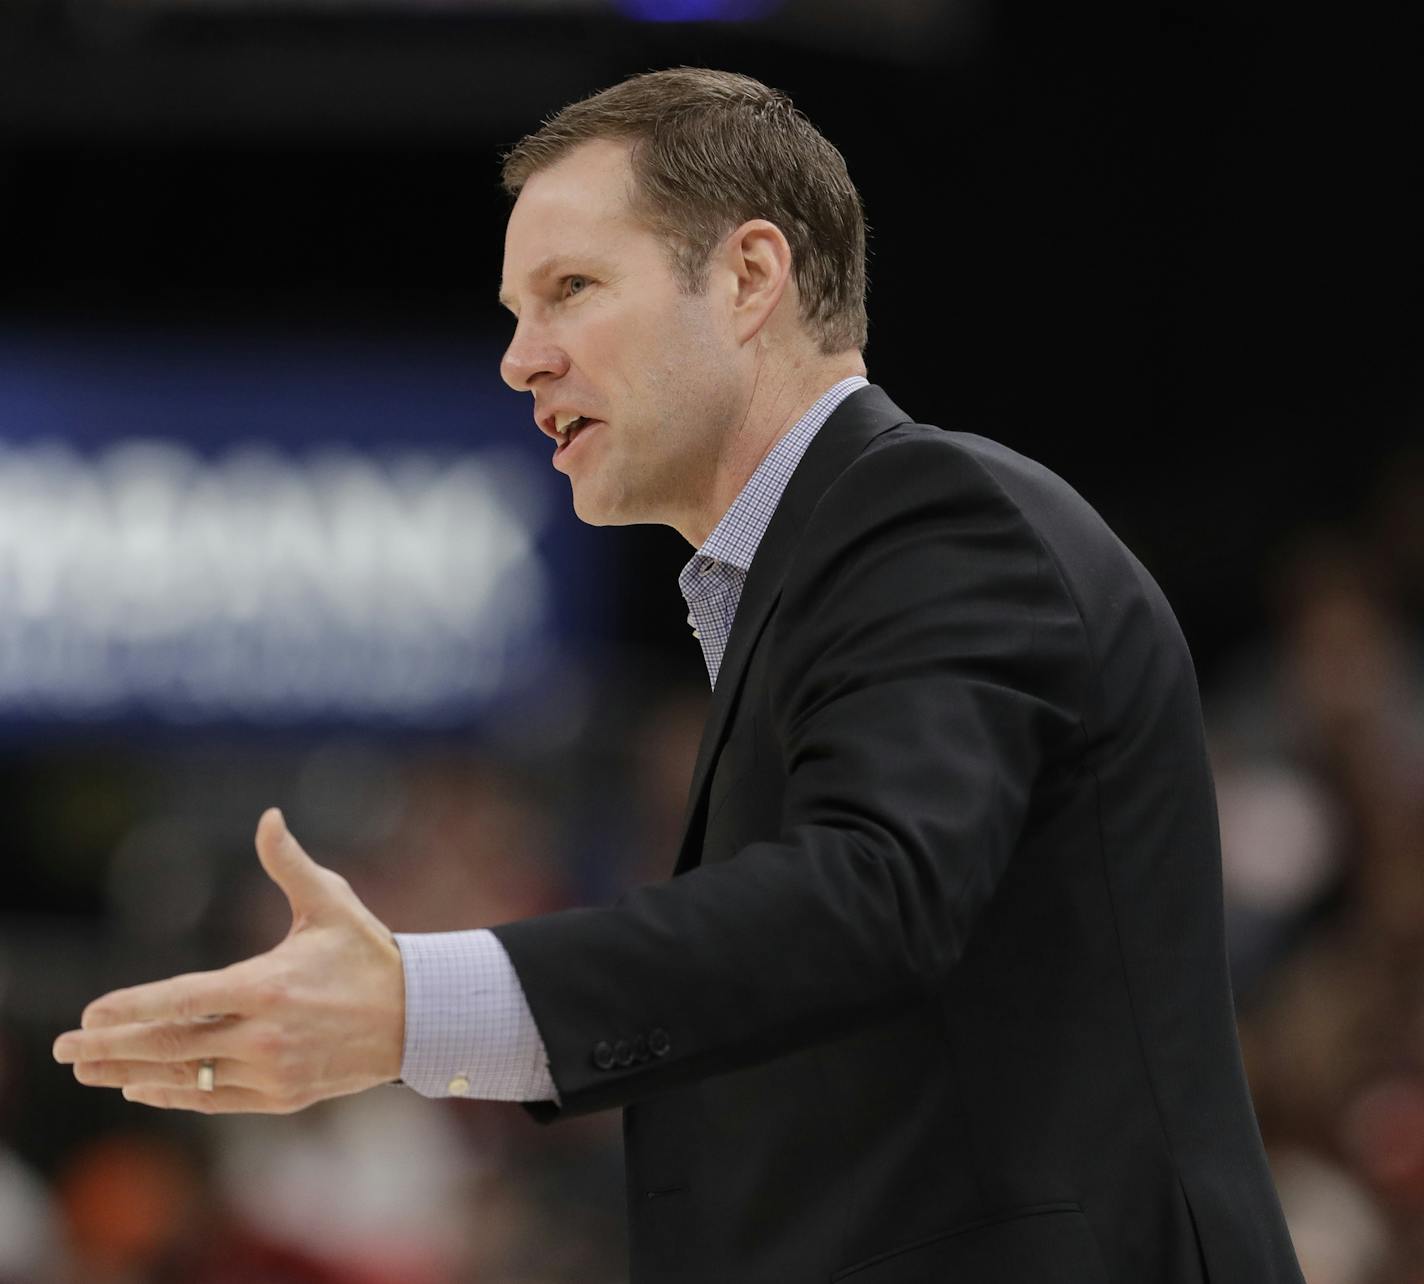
[255,807,344,923]
[74,1056,259,1093]
[79,967,249,1030]
[55,1013,244,1066]
[120,1083,303,1115]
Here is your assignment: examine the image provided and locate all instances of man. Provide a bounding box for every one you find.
[55,69,1304,1283]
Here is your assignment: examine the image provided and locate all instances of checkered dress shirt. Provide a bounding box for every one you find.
[393,376,869,1103]
[679,376,868,688]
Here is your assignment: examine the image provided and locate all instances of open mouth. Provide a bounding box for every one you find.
[555,416,601,458]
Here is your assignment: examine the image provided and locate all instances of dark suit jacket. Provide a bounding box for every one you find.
[492,385,1304,1284]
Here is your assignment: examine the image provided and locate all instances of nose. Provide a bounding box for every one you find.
[500,317,571,392]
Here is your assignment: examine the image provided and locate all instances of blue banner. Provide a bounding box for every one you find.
[0,329,598,730]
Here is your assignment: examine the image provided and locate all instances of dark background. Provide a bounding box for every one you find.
[5,1,1418,679]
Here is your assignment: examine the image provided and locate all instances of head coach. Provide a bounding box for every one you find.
[56,68,1305,1284]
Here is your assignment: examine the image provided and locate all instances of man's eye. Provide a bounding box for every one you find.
[563,276,589,297]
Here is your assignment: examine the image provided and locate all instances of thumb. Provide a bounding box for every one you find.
[255,807,338,922]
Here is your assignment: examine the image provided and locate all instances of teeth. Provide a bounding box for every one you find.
[554,413,582,435]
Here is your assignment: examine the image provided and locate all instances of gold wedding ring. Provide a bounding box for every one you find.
[197,1059,215,1092]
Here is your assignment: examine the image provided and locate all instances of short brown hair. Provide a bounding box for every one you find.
[501,67,869,356]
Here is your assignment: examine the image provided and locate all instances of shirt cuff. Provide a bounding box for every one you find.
[393,928,560,1104]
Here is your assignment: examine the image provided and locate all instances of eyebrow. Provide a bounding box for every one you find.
[497,255,606,312]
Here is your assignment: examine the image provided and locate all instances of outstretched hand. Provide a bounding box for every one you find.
[52,807,406,1114]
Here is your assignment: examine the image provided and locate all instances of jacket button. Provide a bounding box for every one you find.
[632,1034,649,1062]
[592,1040,615,1070]
[648,1027,671,1057]
[614,1039,635,1067]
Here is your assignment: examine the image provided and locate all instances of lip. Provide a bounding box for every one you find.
[552,418,603,472]
[537,409,598,441]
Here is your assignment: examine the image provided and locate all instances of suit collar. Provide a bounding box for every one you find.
[673,383,913,873]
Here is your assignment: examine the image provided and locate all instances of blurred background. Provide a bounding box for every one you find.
[2,0,1422,1280]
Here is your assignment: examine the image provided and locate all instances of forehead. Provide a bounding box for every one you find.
[500,139,648,294]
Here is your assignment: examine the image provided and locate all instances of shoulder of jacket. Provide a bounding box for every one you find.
[814,420,1023,517]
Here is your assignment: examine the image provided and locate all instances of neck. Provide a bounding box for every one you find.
[677,350,867,547]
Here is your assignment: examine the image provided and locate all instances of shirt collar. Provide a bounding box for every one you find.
[679,375,869,596]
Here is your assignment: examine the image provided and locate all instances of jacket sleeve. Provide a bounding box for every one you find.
[491,435,1089,1120]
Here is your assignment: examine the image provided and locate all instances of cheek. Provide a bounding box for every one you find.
[595,300,728,443]
[647,323,720,405]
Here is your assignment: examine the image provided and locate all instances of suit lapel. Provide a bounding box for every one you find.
[672,384,913,874]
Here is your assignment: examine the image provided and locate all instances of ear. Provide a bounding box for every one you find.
[720,219,794,347]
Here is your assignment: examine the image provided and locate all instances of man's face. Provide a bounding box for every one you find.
[499,138,741,531]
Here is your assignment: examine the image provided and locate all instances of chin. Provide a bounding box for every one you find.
[568,474,655,529]
[568,486,620,528]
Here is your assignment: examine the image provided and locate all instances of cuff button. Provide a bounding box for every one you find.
[592,1040,616,1070]
[447,1075,471,1096]
[649,1028,671,1057]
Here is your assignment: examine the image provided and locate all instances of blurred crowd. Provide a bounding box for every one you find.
[1211,444,1424,1283]
[0,661,707,1284]
[1,444,1422,1284]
